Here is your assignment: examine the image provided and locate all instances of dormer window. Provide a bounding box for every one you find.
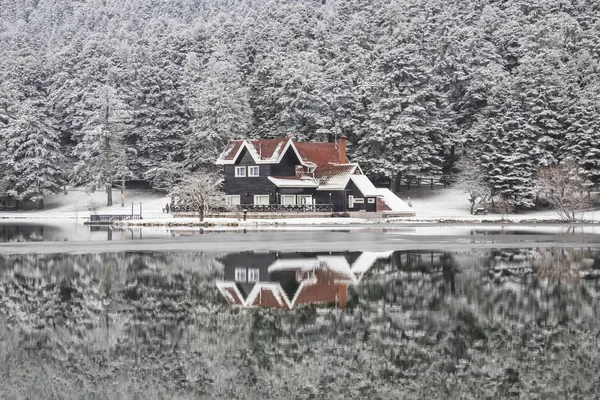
[235,166,246,177]
[248,166,259,177]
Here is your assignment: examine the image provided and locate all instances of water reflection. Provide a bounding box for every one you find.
[216,252,392,310]
[0,248,599,398]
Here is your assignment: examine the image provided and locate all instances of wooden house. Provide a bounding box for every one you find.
[216,136,411,213]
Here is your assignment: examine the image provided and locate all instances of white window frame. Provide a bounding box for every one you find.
[248,268,260,282]
[254,194,270,205]
[234,166,246,177]
[348,195,354,208]
[367,198,376,203]
[234,268,247,282]
[280,195,296,206]
[248,166,259,177]
[225,195,241,206]
[297,195,312,205]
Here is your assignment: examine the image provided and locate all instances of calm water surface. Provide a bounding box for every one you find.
[1,246,599,399]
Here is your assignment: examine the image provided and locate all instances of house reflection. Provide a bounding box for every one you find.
[216,252,392,310]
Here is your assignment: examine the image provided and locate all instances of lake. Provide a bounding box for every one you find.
[0,223,599,399]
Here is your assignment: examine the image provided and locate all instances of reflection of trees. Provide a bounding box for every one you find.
[1,249,600,398]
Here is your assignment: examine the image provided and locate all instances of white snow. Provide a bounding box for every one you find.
[350,175,380,196]
[1,187,599,225]
[377,188,414,214]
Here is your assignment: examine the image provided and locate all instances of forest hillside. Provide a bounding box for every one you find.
[1,0,599,208]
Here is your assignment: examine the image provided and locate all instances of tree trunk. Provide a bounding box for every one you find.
[106,184,112,207]
[121,176,125,207]
[199,205,204,223]
[38,199,44,209]
[104,130,113,206]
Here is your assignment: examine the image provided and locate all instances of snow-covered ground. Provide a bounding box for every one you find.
[0,188,170,221]
[402,188,600,223]
[0,187,598,224]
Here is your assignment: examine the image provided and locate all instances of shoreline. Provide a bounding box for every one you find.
[0,214,598,226]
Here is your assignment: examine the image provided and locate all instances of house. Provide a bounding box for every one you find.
[216,251,393,310]
[216,136,414,215]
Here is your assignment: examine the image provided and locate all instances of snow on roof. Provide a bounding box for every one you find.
[246,138,290,161]
[268,176,319,188]
[315,164,357,191]
[216,140,244,164]
[216,281,246,305]
[246,283,292,310]
[217,138,350,169]
[376,188,415,215]
[350,251,393,280]
[350,175,380,197]
[268,258,320,272]
[295,142,347,166]
[317,256,356,282]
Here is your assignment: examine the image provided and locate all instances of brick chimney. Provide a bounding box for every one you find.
[338,135,347,164]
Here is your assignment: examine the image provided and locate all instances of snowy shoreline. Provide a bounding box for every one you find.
[0,187,597,227]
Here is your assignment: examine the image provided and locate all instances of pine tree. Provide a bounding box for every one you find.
[0,102,65,208]
[355,41,448,180]
[186,56,251,170]
[72,85,133,206]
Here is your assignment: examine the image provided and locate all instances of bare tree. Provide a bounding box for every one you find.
[455,155,490,214]
[495,195,516,221]
[536,160,592,221]
[170,170,226,223]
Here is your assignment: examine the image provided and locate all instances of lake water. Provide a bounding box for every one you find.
[0,224,599,398]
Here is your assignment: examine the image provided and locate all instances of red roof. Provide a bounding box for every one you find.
[314,164,357,190]
[248,286,291,310]
[246,138,289,160]
[218,140,244,161]
[295,142,348,166]
[294,270,347,305]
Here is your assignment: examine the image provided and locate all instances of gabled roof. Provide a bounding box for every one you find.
[245,138,290,161]
[351,175,380,197]
[216,138,298,165]
[216,137,346,167]
[315,164,358,191]
[217,140,245,163]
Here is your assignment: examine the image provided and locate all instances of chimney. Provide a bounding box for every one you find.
[338,135,347,164]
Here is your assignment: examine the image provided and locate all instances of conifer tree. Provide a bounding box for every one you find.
[0,102,65,208]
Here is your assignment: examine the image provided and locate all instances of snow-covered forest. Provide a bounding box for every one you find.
[1,0,599,208]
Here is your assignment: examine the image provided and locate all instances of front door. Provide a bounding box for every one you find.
[366,197,376,212]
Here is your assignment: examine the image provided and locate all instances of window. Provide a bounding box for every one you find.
[281,195,296,206]
[367,198,376,203]
[248,268,260,282]
[225,195,241,206]
[234,268,247,282]
[348,195,354,208]
[234,166,246,177]
[297,195,313,205]
[248,166,259,177]
[254,195,270,205]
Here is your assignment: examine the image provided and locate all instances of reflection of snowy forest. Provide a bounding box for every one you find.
[1,249,599,398]
[1,1,600,207]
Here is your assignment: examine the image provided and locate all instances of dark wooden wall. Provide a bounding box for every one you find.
[271,147,300,176]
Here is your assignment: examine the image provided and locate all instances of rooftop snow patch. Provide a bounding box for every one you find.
[350,175,380,197]
[376,188,415,216]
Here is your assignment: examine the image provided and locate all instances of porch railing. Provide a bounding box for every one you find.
[171,204,334,213]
